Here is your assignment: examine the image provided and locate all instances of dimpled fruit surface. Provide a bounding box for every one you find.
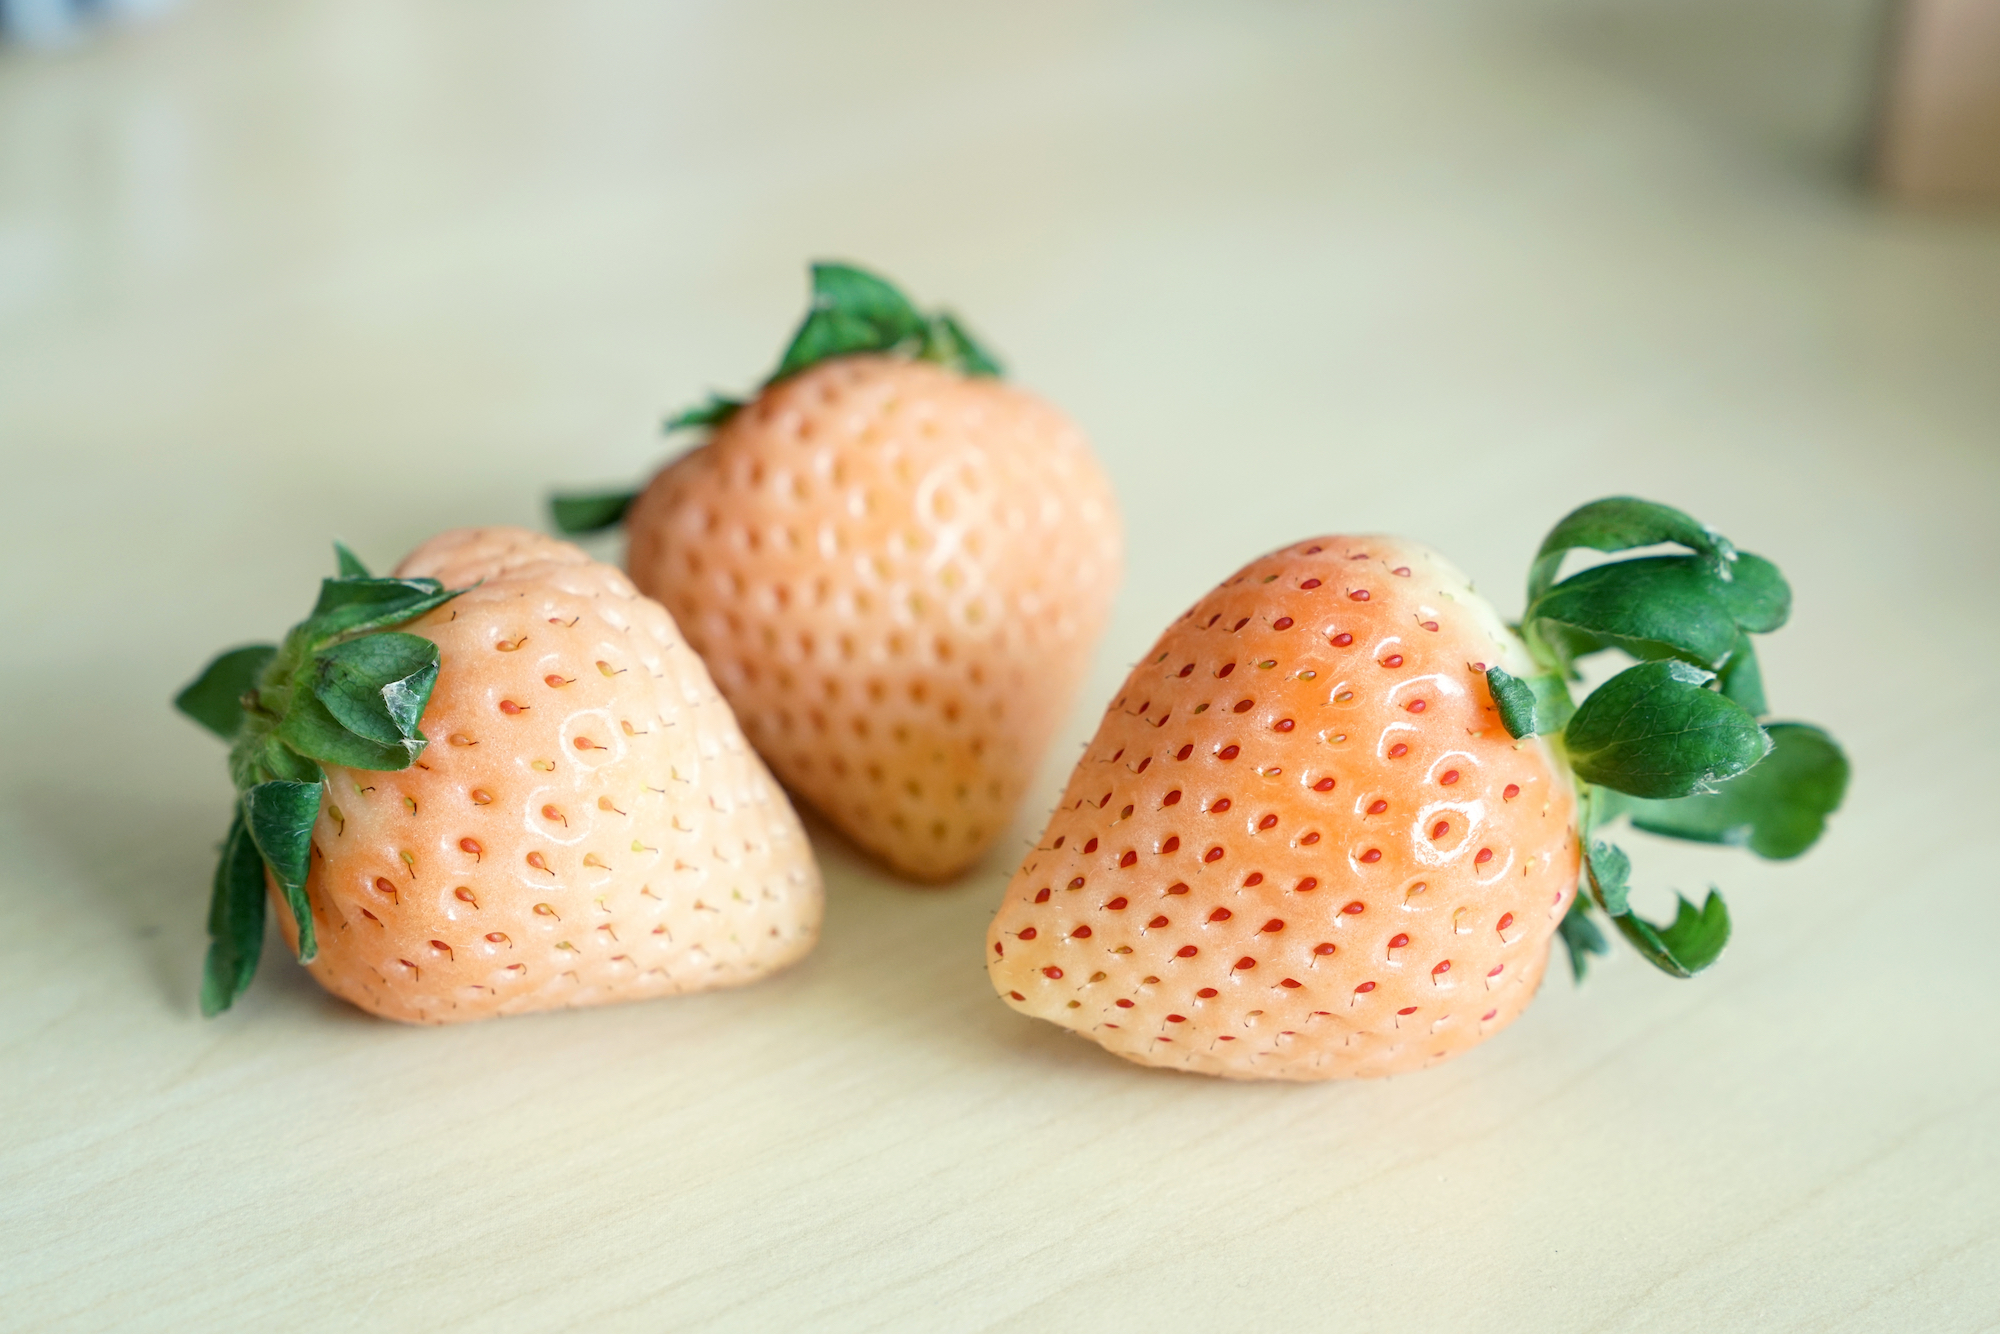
[987,536,1580,1080]
[274,527,822,1024]
[626,355,1122,883]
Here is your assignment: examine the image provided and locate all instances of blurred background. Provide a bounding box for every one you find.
[4,0,1995,683]
[3,3,1997,1330]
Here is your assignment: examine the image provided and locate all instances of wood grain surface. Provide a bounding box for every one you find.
[2,2,1996,1330]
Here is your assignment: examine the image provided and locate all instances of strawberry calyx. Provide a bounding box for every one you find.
[755,262,1003,394]
[1494,497,1849,982]
[174,544,467,1016]
[551,261,1003,535]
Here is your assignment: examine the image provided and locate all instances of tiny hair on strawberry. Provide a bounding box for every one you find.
[552,263,1122,882]
[987,497,1847,1080]
[175,528,821,1022]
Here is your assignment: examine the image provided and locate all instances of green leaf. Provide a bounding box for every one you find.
[201,806,268,1017]
[189,546,473,1017]
[1557,895,1610,982]
[770,262,929,382]
[175,645,277,741]
[310,574,441,618]
[551,489,640,535]
[1527,497,1730,605]
[1585,840,1635,915]
[1623,723,1849,860]
[1717,632,1767,716]
[1487,667,1537,738]
[333,542,371,578]
[1530,556,1744,670]
[1716,551,1790,634]
[239,733,323,788]
[775,308,885,379]
[1528,622,1611,680]
[664,392,743,433]
[813,260,924,315]
[1485,666,1574,738]
[309,632,440,753]
[659,264,1007,436]
[1586,840,1732,978]
[243,780,322,962]
[919,312,1005,377]
[276,689,421,770]
[303,577,457,642]
[769,262,997,385]
[1615,891,1731,978]
[1565,659,1772,799]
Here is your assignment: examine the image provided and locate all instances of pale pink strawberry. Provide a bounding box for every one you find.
[625,355,1122,882]
[988,535,1578,1079]
[277,527,821,1023]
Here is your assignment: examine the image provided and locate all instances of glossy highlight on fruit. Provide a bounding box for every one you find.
[989,495,1848,1080]
[989,537,1577,1079]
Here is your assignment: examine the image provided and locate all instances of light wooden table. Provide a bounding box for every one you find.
[4,2,1997,1329]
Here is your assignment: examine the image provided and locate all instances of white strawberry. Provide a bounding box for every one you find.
[177,527,821,1022]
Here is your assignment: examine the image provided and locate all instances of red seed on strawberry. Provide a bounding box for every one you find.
[176,529,822,1023]
[986,535,1577,1080]
[988,498,1847,1080]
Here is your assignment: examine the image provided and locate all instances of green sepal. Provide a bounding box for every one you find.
[1717,632,1767,716]
[664,393,743,434]
[917,311,1004,377]
[308,632,439,755]
[185,553,468,1017]
[1586,841,1731,978]
[551,489,640,535]
[1564,659,1772,799]
[1488,667,1537,737]
[1615,892,1731,978]
[1518,496,1837,988]
[1587,840,1636,914]
[1529,556,1747,671]
[175,645,277,741]
[1527,497,1730,605]
[243,779,322,962]
[770,261,1004,384]
[652,262,1005,451]
[1485,666,1574,739]
[1557,894,1610,982]
[333,542,371,578]
[237,734,323,789]
[302,577,456,643]
[1622,723,1849,860]
[277,689,422,770]
[200,806,269,1017]
[770,262,930,381]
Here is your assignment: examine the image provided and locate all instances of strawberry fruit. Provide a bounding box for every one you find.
[554,264,1121,882]
[176,528,821,1022]
[987,498,1846,1080]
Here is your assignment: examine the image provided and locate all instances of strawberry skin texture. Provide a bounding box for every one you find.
[986,536,1579,1080]
[272,528,822,1024]
[625,356,1122,883]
